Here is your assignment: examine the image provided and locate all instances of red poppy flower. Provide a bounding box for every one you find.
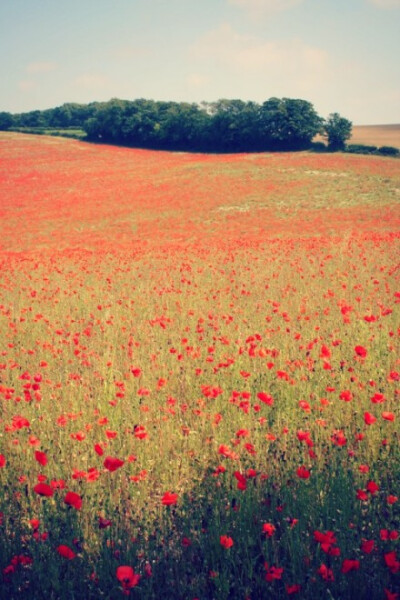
[384,551,400,573]
[382,412,395,421]
[296,466,310,479]
[364,412,376,425]
[234,471,247,491]
[371,392,385,404]
[51,479,66,489]
[320,344,331,359]
[94,443,104,456]
[181,536,192,547]
[12,416,30,430]
[314,530,337,546]
[341,559,360,573]
[286,584,301,594]
[384,589,399,600]
[57,545,76,560]
[354,345,367,358]
[33,483,54,497]
[133,425,148,440]
[161,491,178,506]
[262,523,276,537]
[34,451,47,466]
[218,444,231,457]
[64,491,82,510]
[257,392,274,406]
[99,517,112,529]
[0,455,6,468]
[317,564,334,581]
[220,535,234,549]
[366,480,379,495]
[381,530,398,541]
[361,539,375,554]
[356,489,368,501]
[264,564,283,581]
[29,518,40,530]
[103,456,124,472]
[116,566,140,590]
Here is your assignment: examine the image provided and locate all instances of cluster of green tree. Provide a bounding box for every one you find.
[0,102,95,130]
[0,98,354,152]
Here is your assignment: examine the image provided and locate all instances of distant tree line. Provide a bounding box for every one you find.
[2,97,396,155]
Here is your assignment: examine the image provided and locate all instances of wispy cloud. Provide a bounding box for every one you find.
[186,73,210,89]
[74,74,109,90]
[191,23,328,79]
[367,0,400,7]
[26,61,57,74]
[18,80,36,92]
[189,23,365,116]
[111,45,153,61]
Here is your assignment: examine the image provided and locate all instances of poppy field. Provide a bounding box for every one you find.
[0,132,399,599]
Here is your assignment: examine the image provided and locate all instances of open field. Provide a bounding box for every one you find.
[0,133,399,599]
[350,125,400,149]
[9,127,87,140]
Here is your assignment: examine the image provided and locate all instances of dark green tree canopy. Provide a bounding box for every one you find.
[323,113,353,151]
[259,98,324,150]
[0,112,14,130]
[6,97,354,154]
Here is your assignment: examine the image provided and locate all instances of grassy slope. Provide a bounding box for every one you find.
[0,133,399,600]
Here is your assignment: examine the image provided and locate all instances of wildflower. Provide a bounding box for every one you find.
[380,530,398,541]
[364,412,376,425]
[360,539,375,553]
[262,523,276,537]
[341,559,360,573]
[264,564,283,581]
[384,551,400,574]
[317,563,334,581]
[99,517,112,529]
[161,491,178,506]
[104,456,124,472]
[354,346,367,358]
[94,443,104,456]
[57,545,76,560]
[382,412,395,421]
[384,589,399,600]
[366,480,379,495]
[234,471,247,491]
[371,392,385,404]
[257,392,274,406]
[220,535,234,549]
[296,466,310,479]
[116,566,140,592]
[356,489,368,501]
[33,483,54,497]
[64,491,82,510]
[286,584,301,594]
[34,451,47,466]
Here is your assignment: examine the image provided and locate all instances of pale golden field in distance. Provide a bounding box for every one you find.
[351,124,400,148]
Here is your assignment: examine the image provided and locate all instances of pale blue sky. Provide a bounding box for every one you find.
[1,0,399,124]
